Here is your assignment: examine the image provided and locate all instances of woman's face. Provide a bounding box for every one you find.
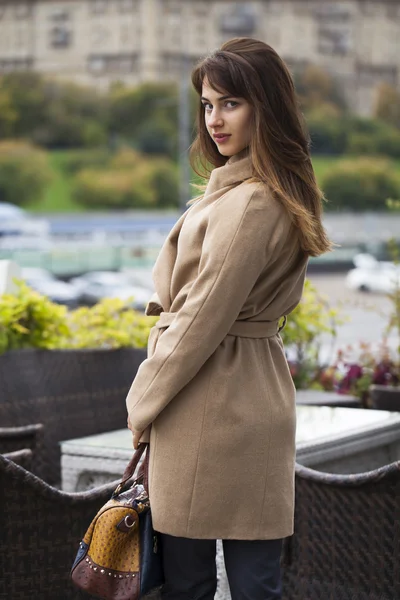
[201,78,253,157]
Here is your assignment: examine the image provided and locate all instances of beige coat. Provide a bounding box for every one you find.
[126,151,308,540]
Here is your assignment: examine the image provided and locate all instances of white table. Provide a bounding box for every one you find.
[60,406,400,493]
[61,405,400,600]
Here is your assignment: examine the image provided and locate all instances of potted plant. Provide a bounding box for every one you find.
[368,236,400,410]
[0,281,155,483]
[281,279,344,390]
[319,340,398,408]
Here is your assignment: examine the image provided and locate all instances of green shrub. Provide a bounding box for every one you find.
[0,282,156,354]
[307,112,349,155]
[0,140,53,206]
[348,129,400,158]
[280,279,343,388]
[59,148,111,175]
[74,148,178,209]
[135,116,177,158]
[145,158,179,208]
[321,157,400,211]
[74,167,156,209]
[66,298,156,349]
[0,73,109,148]
[0,281,70,353]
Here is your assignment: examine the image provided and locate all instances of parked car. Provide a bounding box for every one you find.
[0,202,49,237]
[346,253,400,293]
[21,267,80,307]
[0,203,28,237]
[69,271,152,310]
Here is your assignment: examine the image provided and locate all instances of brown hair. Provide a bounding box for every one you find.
[189,37,332,257]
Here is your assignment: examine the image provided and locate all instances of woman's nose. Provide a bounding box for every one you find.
[208,109,223,128]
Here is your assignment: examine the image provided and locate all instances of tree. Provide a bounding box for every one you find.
[321,157,400,211]
[108,82,179,152]
[0,88,18,137]
[374,82,400,130]
[294,64,347,116]
[0,141,53,206]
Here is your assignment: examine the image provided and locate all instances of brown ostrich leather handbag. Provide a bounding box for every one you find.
[70,443,164,600]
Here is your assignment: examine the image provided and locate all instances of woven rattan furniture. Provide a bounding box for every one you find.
[0,454,122,600]
[3,448,33,469]
[282,460,400,599]
[0,423,43,474]
[0,347,146,484]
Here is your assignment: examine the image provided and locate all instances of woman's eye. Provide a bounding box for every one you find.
[202,103,212,112]
[225,101,238,108]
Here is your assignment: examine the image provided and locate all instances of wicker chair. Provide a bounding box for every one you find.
[0,423,43,454]
[3,448,33,470]
[0,453,120,600]
[0,348,146,485]
[282,461,400,600]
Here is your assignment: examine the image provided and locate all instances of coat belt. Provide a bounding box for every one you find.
[155,312,286,339]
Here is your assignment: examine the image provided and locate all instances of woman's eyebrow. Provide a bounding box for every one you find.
[201,95,235,102]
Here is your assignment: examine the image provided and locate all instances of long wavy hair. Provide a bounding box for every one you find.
[189,37,332,257]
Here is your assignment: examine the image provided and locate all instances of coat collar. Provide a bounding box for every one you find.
[205,148,253,196]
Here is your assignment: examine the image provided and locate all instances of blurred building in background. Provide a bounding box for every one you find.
[0,0,399,115]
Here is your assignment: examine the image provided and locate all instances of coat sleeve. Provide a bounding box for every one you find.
[126,183,291,431]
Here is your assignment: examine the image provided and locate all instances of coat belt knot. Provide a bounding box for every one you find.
[155,312,286,339]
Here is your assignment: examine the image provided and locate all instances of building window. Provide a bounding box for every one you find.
[91,0,108,15]
[50,26,71,48]
[87,53,137,75]
[356,63,397,87]
[15,3,31,19]
[313,2,351,22]
[318,27,351,55]
[0,58,33,72]
[49,9,72,48]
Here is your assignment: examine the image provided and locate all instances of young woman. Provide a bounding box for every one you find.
[126,37,331,600]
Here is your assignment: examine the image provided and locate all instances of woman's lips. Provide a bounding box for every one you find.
[213,134,231,144]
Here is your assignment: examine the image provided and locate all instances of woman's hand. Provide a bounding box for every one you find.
[127,414,145,450]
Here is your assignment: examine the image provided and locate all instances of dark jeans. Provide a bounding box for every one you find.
[160,534,283,600]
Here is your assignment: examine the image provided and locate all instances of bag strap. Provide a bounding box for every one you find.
[113,443,149,497]
[137,445,150,492]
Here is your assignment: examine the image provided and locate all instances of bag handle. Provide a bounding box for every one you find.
[113,442,149,497]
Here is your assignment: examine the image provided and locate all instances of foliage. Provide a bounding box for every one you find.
[0,282,156,354]
[346,117,400,159]
[56,148,111,175]
[144,157,179,208]
[316,341,399,404]
[0,281,70,353]
[0,88,18,137]
[74,167,156,209]
[108,82,179,156]
[0,73,109,148]
[0,140,53,206]
[280,279,344,389]
[294,64,347,116]
[66,298,157,349]
[321,157,400,211]
[374,83,400,130]
[135,115,177,157]
[74,148,178,209]
[307,110,349,155]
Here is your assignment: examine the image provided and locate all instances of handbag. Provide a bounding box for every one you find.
[70,443,164,599]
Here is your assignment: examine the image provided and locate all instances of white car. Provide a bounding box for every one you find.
[0,202,49,237]
[346,253,400,294]
[70,271,152,310]
[21,267,81,307]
